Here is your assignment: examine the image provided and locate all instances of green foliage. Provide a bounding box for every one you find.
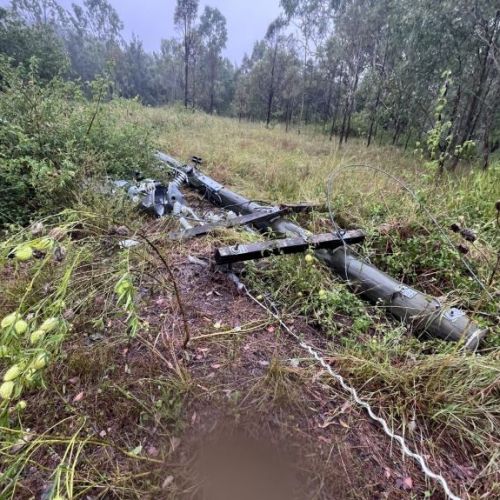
[114,252,141,339]
[0,4,68,80]
[422,71,453,171]
[0,57,154,227]
[246,251,373,339]
[419,71,479,174]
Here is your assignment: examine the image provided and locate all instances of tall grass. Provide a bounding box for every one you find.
[143,106,500,489]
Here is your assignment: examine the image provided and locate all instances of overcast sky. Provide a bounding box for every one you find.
[1,0,283,64]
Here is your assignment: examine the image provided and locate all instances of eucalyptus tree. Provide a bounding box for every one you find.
[174,0,199,108]
[115,35,154,103]
[10,0,64,25]
[156,38,185,104]
[1,0,68,79]
[446,2,500,169]
[64,0,123,83]
[280,0,333,131]
[264,17,288,126]
[198,6,227,113]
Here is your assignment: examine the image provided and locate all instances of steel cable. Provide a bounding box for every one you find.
[242,283,462,500]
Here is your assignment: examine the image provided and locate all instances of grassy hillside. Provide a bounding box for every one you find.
[0,98,499,498]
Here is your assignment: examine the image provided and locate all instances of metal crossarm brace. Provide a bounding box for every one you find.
[215,230,365,264]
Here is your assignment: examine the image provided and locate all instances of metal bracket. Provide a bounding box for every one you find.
[396,285,418,299]
[443,308,466,322]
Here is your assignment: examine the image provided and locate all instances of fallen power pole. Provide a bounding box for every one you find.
[156,152,486,350]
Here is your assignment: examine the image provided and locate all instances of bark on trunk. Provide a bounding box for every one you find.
[183,21,189,109]
[329,63,344,141]
[344,65,360,143]
[266,43,278,127]
[450,10,500,169]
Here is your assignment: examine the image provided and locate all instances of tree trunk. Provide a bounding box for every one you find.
[344,63,360,143]
[266,43,278,127]
[404,127,412,151]
[323,66,336,124]
[285,101,292,132]
[392,118,401,145]
[367,83,382,147]
[329,63,343,141]
[192,54,197,110]
[368,39,388,147]
[209,65,215,114]
[298,41,308,134]
[481,81,500,169]
[183,23,189,109]
[338,94,350,146]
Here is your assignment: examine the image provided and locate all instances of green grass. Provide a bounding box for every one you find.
[0,103,498,497]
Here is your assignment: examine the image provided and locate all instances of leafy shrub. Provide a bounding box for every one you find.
[0,56,154,228]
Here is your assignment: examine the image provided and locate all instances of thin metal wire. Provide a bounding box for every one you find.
[325,164,492,299]
[242,284,462,500]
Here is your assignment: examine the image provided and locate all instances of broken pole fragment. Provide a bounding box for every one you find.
[169,209,287,240]
[279,202,327,213]
[215,230,365,264]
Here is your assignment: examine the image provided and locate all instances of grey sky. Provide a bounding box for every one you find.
[1,0,282,64]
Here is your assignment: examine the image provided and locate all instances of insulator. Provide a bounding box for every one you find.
[172,170,188,188]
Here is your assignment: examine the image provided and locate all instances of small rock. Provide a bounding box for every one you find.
[147,446,159,457]
[460,227,476,242]
[63,309,75,321]
[119,239,140,249]
[110,225,129,236]
[402,477,413,490]
[162,475,174,490]
[31,222,45,236]
[396,476,413,491]
[54,246,66,262]
[49,227,66,241]
[72,392,85,403]
[170,437,181,452]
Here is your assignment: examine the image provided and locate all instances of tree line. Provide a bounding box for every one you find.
[0,0,234,114]
[1,0,499,169]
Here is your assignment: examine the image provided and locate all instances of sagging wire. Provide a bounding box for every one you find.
[241,282,462,500]
[325,163,493,300]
